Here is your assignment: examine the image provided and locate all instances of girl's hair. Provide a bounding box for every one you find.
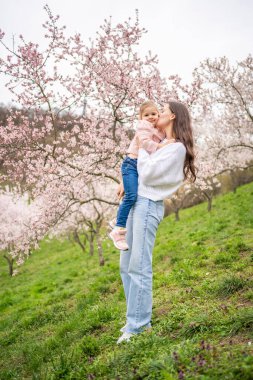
[139,101,158,119]
[168,100,198,183]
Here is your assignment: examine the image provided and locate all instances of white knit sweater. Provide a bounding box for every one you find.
[137,142,186,201]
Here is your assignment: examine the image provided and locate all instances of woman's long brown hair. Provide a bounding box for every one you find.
[168,100,197,183]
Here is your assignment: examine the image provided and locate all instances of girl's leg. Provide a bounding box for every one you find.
[119,208,134,303]
[116,158,138,228]
[122,195,164,334]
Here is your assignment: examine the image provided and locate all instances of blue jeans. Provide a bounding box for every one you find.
[119,195,164,334]
[116,156,138,228]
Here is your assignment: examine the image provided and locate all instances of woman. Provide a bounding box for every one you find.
[116,100,197,344]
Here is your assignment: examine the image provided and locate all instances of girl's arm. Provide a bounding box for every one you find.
[136,120,161,154]
[117,181,124,199]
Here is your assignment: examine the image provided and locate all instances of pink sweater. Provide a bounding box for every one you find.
[127,120,166,156]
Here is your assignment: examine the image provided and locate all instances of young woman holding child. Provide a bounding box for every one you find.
[109,101,175,250]
[115,100,197,344]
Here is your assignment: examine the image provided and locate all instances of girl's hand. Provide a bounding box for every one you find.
[117,181,125,200]
[136,136,143,149]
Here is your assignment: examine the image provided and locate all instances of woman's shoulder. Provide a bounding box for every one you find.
[174,141,186,153]
[159,141,186,155]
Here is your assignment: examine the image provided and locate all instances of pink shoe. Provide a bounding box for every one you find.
[109,228,129,251]
[108,218,116,230]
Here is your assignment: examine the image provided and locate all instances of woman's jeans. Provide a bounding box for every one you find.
[116,156,138,228]
[119,195,164,334]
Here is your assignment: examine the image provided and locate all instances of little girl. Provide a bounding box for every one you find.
[109,100,175,251]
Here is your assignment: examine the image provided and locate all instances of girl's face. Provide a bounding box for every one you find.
[141,106,159,125]
[156,104,175,129]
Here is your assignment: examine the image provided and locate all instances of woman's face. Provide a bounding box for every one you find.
[156,104,175,129]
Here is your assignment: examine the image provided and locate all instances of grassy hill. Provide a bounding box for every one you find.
[0,182,253,380]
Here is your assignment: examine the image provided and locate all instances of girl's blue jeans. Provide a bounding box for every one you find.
[116,156,138,228]
[119,195,164,334]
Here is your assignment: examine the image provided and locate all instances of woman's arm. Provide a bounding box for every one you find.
[137,144,186,186]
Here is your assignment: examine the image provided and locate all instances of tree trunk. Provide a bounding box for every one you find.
[88,234,94,256]
[67,233,76,246]
[231,175,237,193]
[73,230,86,252]
[175,209,180,221]
[203,191,212,212]
[207,197,212,212]
[3,254,14,276]
[96,233,105,266]
[230,170,238,193]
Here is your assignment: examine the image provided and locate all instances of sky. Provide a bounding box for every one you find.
[0,0,252,104]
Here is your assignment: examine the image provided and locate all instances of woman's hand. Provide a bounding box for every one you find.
[117,181,125,200]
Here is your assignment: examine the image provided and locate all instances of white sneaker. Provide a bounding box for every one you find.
[120,324,151,333]
[120,324,127,333]
[117,332,134,344]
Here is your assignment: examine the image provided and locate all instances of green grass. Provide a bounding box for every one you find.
[0,182,253,379]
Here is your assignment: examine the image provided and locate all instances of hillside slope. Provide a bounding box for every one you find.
[0,182,253,379]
